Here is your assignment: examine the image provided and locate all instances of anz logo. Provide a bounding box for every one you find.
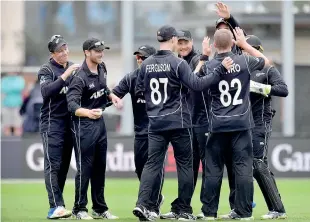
[137,98,146,103]
[59,86,68,94]
[90,89,105,99]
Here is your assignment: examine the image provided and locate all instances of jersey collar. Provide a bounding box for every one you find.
[214,51,234,59]
[49,58,67,69]
[156,50,173,56]
[82,60,104,76]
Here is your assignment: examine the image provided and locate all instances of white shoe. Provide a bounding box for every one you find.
[201,216,216,221]
[178,213,196,221]
[74,211,93,220]
[47,206,72,219]
[219,209,253,220]
[92,210,119,219]
[261,211,287,220]
[240,216,254,220]
[160,211,178,220]
[196,212,204,220]
[149,211,159,219]
[218,209,235,220]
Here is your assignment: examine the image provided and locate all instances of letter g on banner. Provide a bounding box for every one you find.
[272,143,292,172]
[26,143,44,171]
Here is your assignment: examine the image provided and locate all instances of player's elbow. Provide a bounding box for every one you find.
[67,100,79,114]
[283,87,289,97]
[272,85,289,97]
[280,84,289,97]
[41,86,50,99]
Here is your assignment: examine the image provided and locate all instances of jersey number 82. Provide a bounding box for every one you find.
[219,78,243,107]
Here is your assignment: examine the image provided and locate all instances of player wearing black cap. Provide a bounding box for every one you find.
[200,28,272,220]
[160,30,211,220]
[67,38,121,220]
[213,2,262,213]
[112,45,164,218]
[214,2,246,55]
[132,25,233,221]
[38,35,79,219]
[113,45,156,181]
[221,35,288,220]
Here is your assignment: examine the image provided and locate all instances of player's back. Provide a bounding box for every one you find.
[206,52,260,132]
[140,50,191,132]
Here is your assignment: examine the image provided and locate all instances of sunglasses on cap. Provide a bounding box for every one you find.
[89,41,105,50]
[136,55,147,61]
[253,45,264,52]
[241,45,264,52]
[49,35,63,44]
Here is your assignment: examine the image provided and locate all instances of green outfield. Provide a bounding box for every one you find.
[2,178,310,221]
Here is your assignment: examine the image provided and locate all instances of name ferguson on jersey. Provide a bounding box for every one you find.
[146,64,171,73]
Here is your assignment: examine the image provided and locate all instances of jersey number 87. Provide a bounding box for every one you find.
[219,78,243,107]
[150,77,168,105]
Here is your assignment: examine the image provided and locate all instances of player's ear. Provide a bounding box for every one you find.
[85,50,91,57]
[213,41,217,49]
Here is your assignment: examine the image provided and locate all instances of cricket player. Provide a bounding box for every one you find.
[200,28,270,220]
[160,30,211,220]
[221,35,288,220]
[38,35,78,219]
[66,38,121,220]
[213,2,259,212]
[112,45,164,218]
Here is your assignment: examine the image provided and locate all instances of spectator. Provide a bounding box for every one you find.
[1,72,25,136]
[19,79,43,134]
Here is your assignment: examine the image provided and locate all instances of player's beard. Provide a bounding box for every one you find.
[90,56,102,65]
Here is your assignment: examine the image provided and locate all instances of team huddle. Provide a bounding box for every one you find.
[39,2,288,221]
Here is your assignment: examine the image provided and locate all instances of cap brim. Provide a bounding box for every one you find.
[93,45,110,51]
[176,31,184,37]
[216,21,229,28]
[178,36,191,41]
[133,51,141,55]
[54,40,67,52]
[133,50,147,56]
[246,39,262,49]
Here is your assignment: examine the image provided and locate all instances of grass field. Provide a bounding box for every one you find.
[2,178,310,221]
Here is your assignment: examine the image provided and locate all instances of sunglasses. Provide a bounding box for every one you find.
[136,55,147,61]
[241,45,264,53]
[49,35,63,44]
[253,45,264,52]
[89,41,105,50]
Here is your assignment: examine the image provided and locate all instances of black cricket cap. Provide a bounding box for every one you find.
[215,18,230,29]
[82,38,110,51]
[48,35,67,53]
[157,25,182,42]
[246,35,264,52]
[177,30,192,41]
[133,45,156,57]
